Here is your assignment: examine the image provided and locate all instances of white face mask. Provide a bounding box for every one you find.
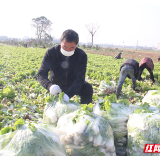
[60,48,75,57]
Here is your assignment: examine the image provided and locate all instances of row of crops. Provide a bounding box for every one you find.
[0,45,160,156]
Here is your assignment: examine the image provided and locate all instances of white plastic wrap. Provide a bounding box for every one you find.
[0,122,66,156]
[127,113,160,156]
[57,108,116,156]
[93,101,132,155]
[98,80,116,96]
[142,90,160,107]
[43,96,79,126]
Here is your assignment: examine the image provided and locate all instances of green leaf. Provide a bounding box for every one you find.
[134,108,153,114]
[0,127,14,135]
[59,92,64,103]
[28,122,37,132]
[118,99,130,106]
[14,118,25,130]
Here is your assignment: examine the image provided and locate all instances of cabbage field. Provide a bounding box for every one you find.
[0,44,160,156]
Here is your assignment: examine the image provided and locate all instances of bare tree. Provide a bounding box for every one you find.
[31,16,53,40]
[86,23,99,46]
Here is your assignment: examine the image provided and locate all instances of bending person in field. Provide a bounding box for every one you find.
[138,57,155,83]
[115,52,122,59]
[37,29,93,104]
[116,59,139,99]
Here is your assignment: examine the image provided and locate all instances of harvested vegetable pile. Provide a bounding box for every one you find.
[98,80,116,96]
[127,112,160,156]
[57,107,116,156]
[93,94,132,155]
[0,119,66,156]
[43,93,79,126]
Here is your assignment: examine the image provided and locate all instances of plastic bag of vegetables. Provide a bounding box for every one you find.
[98,80,116,96]
[127,112,160,156]
[0,118,66,156]
[43,93,79,126]
[93,94,132,156]
[56,105,116,156]
[129,102,160,113]
[142,90,160,107]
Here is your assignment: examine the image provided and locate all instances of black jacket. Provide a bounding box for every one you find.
[115,52,122,59]
[120,59,139,79]
[37,45,87,98]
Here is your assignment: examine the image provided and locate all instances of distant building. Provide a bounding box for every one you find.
[157,43,160,50]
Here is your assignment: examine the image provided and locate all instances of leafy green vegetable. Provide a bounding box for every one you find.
[79,103,93,112]
[2,87,16,99]
[28,122,37,132]
[118,99,130,106]
[140,102,150,109]
[99,100,112,114]
[105,94,117,103]
[59,92,64,103]
[134,108,153,114]
[13,118,25,130]
[152,90,160,95]
[0,127,14,135]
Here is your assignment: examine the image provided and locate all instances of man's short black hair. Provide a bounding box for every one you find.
[60,29,79,45]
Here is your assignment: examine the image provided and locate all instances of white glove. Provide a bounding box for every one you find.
[49,85,62,96]
[63,94,69,102]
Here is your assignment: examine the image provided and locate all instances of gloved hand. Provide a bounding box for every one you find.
[63,93,69,102]
[49,85,62,96]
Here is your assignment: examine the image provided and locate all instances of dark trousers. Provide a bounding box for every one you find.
[116,65,136,99]
[76,81,93,104]
[138,63,155,82]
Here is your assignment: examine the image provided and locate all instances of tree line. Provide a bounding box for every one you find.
[0,16,99,48]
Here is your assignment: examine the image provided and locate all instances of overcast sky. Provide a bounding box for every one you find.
[1,0,160,47]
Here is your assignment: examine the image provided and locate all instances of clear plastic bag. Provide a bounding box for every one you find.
[98,80,116,96]
[43,95,79,126]
[0,122,66,156]
[127,112,160,156]
[57,108,116,156]
[93,101,132,155]
[142,90,160,107]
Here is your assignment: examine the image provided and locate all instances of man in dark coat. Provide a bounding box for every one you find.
[115,52,122,59]
[37,29,93,104]
[116,59,139,99]
[138,57,155,83]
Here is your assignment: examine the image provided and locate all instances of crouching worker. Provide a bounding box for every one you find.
[116,59,139,99]
[37,29,93,104]
[115,52,122,59]
[138,57,155,83]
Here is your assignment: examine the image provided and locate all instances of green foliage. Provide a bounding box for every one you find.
[14,118,25,130]
[0,127,14,135]
[134,108,153,114]
[118,99,130,106]
[1,87,16,99]
[99,100,112,114]
[28,122,37,132]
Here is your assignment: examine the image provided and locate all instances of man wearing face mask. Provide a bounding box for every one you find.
[37,29,93,104]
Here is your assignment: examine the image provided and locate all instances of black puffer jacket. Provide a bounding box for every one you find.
[37,45,87,98]
[120,59,139,79]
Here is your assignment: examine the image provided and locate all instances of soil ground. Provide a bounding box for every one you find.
[83,48,160,63]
